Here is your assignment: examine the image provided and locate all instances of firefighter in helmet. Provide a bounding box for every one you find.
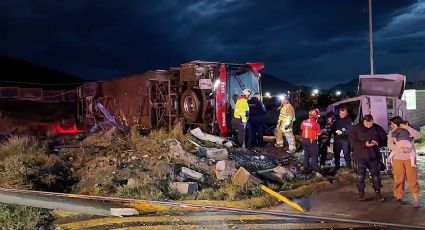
[232,88,251,148]
[300,109,322,174]
[274,94,296,153]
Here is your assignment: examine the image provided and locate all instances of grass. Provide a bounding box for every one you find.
[115,177,169,201]
[0,136,39,161]
[0,204,51,230]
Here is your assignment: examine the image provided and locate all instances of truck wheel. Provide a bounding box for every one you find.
[181,89,202,123]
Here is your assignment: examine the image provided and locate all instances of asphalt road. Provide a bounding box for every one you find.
[54,212,368,230]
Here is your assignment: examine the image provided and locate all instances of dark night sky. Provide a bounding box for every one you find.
[1,0,424,89]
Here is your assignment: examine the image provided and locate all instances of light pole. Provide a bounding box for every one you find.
[368,0,374,75]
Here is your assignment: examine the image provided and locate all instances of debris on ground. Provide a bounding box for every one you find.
[110,208,139,217]
[200,147,229,161]
[256,165,296,182]
[229,151,277,171]
[190,128,233,148]
[232,167,262,186]
[82,126,125,148]
[170,182,199,195]
[0,124,346,228]
[215,160,237,180]
[165,139,209,172]
[179,167,204,181]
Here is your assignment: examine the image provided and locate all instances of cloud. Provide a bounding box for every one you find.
[0,0,422,87]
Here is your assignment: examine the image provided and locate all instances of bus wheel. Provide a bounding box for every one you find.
[181,89,202,123]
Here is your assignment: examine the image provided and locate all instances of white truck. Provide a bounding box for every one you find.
[327,74,407,132]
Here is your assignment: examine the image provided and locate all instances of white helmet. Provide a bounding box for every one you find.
[242,88,251,96]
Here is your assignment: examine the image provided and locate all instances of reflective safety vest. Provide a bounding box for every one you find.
[234,95,249,122]
[300,118,321,141]
[278,104,295,122]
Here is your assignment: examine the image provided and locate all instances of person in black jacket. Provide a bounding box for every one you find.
[248,92,267,147]
[318,111,336,168]
[333,106,353,169]
[349,114,387,201]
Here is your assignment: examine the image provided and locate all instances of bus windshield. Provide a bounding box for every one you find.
[227,66,260,108]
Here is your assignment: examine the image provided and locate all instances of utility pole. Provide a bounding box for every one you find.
[368,0,374,75]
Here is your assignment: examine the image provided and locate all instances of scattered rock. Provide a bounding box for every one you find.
[170,182,199,194]
[231,167,262,186]
[272,166,295,179]
[180,167,204,181]
[190,128,233,148]
[198,148,228,161]
[261,172,286,183]
[215,160,237,180]
[165,139,209,171]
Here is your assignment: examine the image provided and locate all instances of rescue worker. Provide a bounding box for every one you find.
[232,88,251,148]
[274,95,296,153]
[349,114,387,201]
[332,105,353,170]
[248,92,266,147]
[300,109,322,174]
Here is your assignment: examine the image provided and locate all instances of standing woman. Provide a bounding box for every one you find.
[388,116,421,208]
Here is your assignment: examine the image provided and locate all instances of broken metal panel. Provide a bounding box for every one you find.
[358,74,406,98]
[77,71,178,129]
[149,79,171,129]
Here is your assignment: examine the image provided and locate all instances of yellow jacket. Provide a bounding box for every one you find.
[234,96,249,122]
[278,103,295,123]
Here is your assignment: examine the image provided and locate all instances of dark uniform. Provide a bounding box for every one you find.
[349,121,387,200]
[248,96,266,147]
[318,112,336,167]
[333,115,353,169]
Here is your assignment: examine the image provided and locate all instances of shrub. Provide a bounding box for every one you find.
[0,136,39,161]
[0,204,50,230]
[115,178,168,201]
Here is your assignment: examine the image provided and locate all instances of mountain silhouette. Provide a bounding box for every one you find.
[0,56,83,90]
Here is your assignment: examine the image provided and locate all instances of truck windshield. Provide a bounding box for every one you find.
[227,66,260,108]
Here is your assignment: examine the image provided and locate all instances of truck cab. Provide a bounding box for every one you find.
[327,74,407,132]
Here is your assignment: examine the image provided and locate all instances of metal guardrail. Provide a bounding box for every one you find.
[0,187,424,229]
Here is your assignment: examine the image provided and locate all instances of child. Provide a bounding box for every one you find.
[389,126,416,167]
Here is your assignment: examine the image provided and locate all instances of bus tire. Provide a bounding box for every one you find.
[181,89,202,123]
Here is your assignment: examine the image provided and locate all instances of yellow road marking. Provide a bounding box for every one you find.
[112,223,366,230]
[51,209,81,218]
[57,214,285,229]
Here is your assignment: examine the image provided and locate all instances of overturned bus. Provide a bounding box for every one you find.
[76,61,264,136]
[327,74,407,132]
